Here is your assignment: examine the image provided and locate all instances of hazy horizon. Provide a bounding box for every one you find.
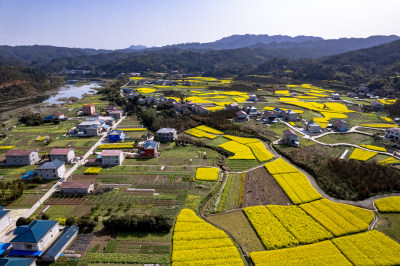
[1,0,400,49]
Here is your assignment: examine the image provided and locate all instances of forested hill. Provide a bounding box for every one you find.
[0,66,63,101]
[253,39,400,94]
[0,45,111,66]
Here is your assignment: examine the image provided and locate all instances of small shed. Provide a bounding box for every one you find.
[332,120,349,132]
[60,182,94,194]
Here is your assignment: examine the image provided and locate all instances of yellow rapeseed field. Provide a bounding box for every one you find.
[172,209,244,265]
[332,230,400,266]
[359,123,399,128]
[185,128,217,139]
[359,144,387,152]
[375,196,400,212]
[349,148,378,161]
[195,167,219,181]
[218,141,256,160]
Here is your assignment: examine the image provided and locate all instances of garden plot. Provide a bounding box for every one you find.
[242,167,292,207]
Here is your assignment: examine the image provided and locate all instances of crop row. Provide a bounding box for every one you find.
[349,148,377,161]
[172,209,243,265]
[185,128,217,139]
[299,199,372,237]
[375,196,400,212]
[84,167,102,175]
[98,143,134,149]
[195,167,219,181]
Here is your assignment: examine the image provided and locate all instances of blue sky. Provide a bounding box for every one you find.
[0,0,399,49]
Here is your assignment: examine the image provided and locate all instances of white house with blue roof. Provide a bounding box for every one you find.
[36,160,66,179]
[0,207,11,236]
[10,220,60,255]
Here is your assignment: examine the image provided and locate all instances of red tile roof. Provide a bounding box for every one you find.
[6,149,36,156]
[101,150,122,156]
[61,182,93,189]
[283,129,296,136]
[50,148,71,155]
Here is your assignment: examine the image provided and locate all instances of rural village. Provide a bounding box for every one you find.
[0,74,400,265]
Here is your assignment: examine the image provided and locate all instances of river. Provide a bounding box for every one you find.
[42,81,102,104]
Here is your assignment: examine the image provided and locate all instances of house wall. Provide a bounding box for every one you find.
[102,154,124,165]
[157,132,177,142]
[12,242,40,251]
[50,151,75,163]
[288,113,297,122]
[86,128,100,136]
[38,223,60,251]
[0,213,11,235]
[6,152,39,166]
[37,165,66,179]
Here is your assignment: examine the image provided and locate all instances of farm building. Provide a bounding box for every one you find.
[75,121,102,137]
[281,110,297,122]
[0,207,12,236]
[248,94,258,102]
[36,160,66,180]
[235,111,249,122]
[51,112,66,121]
[49,148,75,163]
[107,109,123,119]
[138,140,159,158]
[332,120,349,132]
[0,257,36,266]
[9,220,78,262]
[385,127,400,142]
[370,100,383,111]
[305,121,321,134]
[5,149,40,166]
[245,106,259,117]
[108,130,126,142]
[331,93,341,100]
[282,129,299,147]
[101,150,124,166]
[156,128,177,142]
[60,182,94,194]
[225,103,239,111]
[82,104,96,115]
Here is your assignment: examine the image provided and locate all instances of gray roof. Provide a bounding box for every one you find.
[156,128,177,134]
[37,159,64,170]
[79,121,100,126]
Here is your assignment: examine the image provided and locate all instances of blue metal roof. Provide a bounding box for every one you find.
[0,243,11,256]
[42,225,78,259]
[0,257,36,266]
[143,140,158,149]
[37,159,64,170]
[0,209,9,220]
[11,220,58,243]
[21,171,35,179]
[7,250,42,256]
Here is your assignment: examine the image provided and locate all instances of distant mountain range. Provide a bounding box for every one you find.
[126,34,400,54]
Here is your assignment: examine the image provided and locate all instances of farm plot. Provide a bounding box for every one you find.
[172,209,244,265]
[207,210,265,253]
[250,240,351,266]
[375,196,400,212]
[215,173,243,212]
[332,230,400,266]
[242,167,292,207]
[300,199,372,237]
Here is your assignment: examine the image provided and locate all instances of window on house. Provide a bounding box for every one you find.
[26,244,32,249]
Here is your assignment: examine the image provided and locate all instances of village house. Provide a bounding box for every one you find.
[86,116,115,127]
[108,130,125,142]
[280,110,297,122]
[138,140,159,158]
[82,104,96,115]
[332,119,349,132]
[245,106,259,117]
[305,121,321,134]
[49,148,75,163]
[156,128,178,142]
[248,94,258,102]
[331,93,341,100]
[235,110,249,122]
[101,150,124,166]
[0,206,12,236]
[225,103,239,111]
[51,112,66,121]
[0,257,37,266]
[193,105,210,115]
[122,87,133,94]
[370,100,383,111]
[36,160,66,180]
[262,110,278,124]
[107,109,123,119]
[282,129,299,147]
[9,220,78,262]
[60,182,94,194]
[385,127,400,142]
[6,149,40,166]
[75,121,102,137]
